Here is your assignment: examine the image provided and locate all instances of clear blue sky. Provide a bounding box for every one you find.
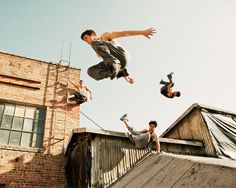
[1,1,236,135]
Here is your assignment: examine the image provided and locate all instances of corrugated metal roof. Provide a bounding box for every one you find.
[111,153,236,188]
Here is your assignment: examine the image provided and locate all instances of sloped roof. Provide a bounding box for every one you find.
[161,103,236,137]
[161,103,236,160]
[111,153,236,188]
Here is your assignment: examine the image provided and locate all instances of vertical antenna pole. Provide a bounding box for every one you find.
[60,40,64,64]
[68,42,72,66]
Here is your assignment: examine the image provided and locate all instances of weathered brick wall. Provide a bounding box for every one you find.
[0,52,81,187]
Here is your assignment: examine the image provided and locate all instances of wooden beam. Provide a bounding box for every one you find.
[159,137,203,147]
[73,127,127,138]
[71,128,203,147]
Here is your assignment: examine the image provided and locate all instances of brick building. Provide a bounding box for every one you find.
[0,51,81,187]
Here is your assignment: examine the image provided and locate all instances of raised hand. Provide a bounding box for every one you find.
[143,28,156,39]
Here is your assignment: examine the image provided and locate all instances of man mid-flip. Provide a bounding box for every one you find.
[160,72,181,98]
[81,28,156,84]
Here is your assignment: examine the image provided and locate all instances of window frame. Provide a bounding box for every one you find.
[0,101,46,148]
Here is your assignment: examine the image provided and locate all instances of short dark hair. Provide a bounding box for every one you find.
[81,30,96,40]
[176,91,181,97]
[149,120,157,128]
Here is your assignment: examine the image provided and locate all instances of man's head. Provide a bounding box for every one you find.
[173,91,181,97]
[79,80,85,86]
[81,30,97,45]
[149,120,157,132]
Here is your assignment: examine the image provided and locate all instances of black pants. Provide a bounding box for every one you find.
[74,93,87,105]
[88,40,129,81]
[160,74,174,97]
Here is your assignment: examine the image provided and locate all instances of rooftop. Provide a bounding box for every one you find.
[111,152,236,188]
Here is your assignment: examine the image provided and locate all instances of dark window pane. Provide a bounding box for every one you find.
[0,104,4,114]
[21,133,31,147]
[12,117,24,130]
[0,130,10,144]
[4,104,15,115]
[35,108,45,120]
[23,119,33,132]
[9,131,21,146]
[32,134,43,148]
[1,115,13,129]
[33,120,44,134]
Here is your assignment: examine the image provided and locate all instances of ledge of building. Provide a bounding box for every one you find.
[0,51,81,71]
[72,127,127,138]
[0,144,45,153]
[64,127,203,156]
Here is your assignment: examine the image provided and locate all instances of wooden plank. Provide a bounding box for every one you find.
[178,116,194,140]
[122,155,173,188]
[73,127,126,138]
[159,138,203,147]
[143,157,194,188]
[198,112,217,157]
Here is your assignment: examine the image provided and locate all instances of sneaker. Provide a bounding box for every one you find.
[167,72,174,80]
[120,114,128,121]
[159,79,164,85]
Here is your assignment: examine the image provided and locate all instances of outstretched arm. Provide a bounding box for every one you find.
[85,86,93,100]
[100,28,156,41]
[152,132,161,153]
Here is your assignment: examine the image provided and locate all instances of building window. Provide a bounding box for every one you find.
[0,102,45,148]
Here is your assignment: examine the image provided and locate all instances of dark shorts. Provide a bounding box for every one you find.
[74,93,87,105]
